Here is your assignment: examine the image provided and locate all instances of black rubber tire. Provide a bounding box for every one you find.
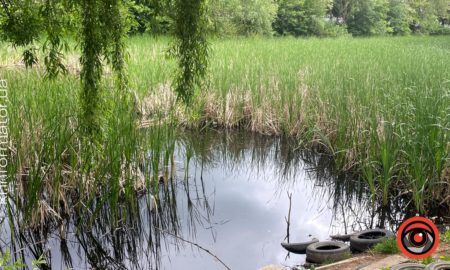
[306,241,350,264]
[281,238,319,254]
[330,233,354,242]
[350,228,395,252]
[391,263,426,270]
[425,262,450,270]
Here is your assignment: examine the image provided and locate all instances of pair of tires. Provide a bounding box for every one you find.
[350,228,394,252]
[305,228,395,264]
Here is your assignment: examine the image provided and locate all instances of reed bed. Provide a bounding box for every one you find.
[134,36,450,214]
[1,35,449,226]
[1,67,176,231]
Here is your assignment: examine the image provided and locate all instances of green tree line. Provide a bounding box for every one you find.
[129,0,450,36]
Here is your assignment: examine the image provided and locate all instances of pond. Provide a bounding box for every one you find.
[0,131,409,270]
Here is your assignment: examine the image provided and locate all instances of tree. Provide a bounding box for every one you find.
[273,0,305,36]
[388,0,413,35]
[0,0,70,77]
[232,0,277,36]
[234,0,278,35]
[407,0,440,33]
[128,0,174,35]
[303,0,329,35]
[205,0,277,36]
[347,0,391,36]
[206,0,240,35]
[430,0,450,25]
[0,0,42,47]
[331,0,353,24]
[273,0,329,36]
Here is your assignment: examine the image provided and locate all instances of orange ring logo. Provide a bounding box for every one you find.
[397,216,440,259]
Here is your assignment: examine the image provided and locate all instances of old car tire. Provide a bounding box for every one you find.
[391,263,426,269]
[330,233,354,242]
[281,238,319,254]
[306,241,350,264]
[424,262,450,270]
[350,229,395,252]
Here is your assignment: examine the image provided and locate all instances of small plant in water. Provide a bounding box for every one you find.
[32,255,46,270]
[0,250,46,270]
[0,250,25,269]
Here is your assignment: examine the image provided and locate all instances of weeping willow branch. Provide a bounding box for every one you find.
[101,0,128,93]
[173,0,209,103]
[42,0,68,79]
[78,0,131,137]
[0,0,43,68]
[79,0,103,136]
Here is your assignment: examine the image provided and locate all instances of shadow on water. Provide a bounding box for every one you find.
[1,130,415,269]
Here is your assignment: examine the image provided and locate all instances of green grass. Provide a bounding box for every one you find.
[422,256,434,265]
[372,238,400,254]
[0,35,449,225]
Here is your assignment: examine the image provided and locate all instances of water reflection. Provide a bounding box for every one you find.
[1,130,411,269]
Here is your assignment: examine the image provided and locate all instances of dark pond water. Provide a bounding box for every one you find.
[0,131,410,270]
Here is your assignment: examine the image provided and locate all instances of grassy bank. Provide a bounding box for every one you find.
[1,36,449,220]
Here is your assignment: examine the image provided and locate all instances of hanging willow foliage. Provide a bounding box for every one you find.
[42,0,69,79]
[101,0,128,93]
[173,0,209,103]
[0,0,42,67]
[1,0,207,125]
[79,0,104,136]
[0,0,129,135]
[79,0,129,135]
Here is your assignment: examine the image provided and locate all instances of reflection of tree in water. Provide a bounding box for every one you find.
[1,130,415,269]
[5,193,162,269]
